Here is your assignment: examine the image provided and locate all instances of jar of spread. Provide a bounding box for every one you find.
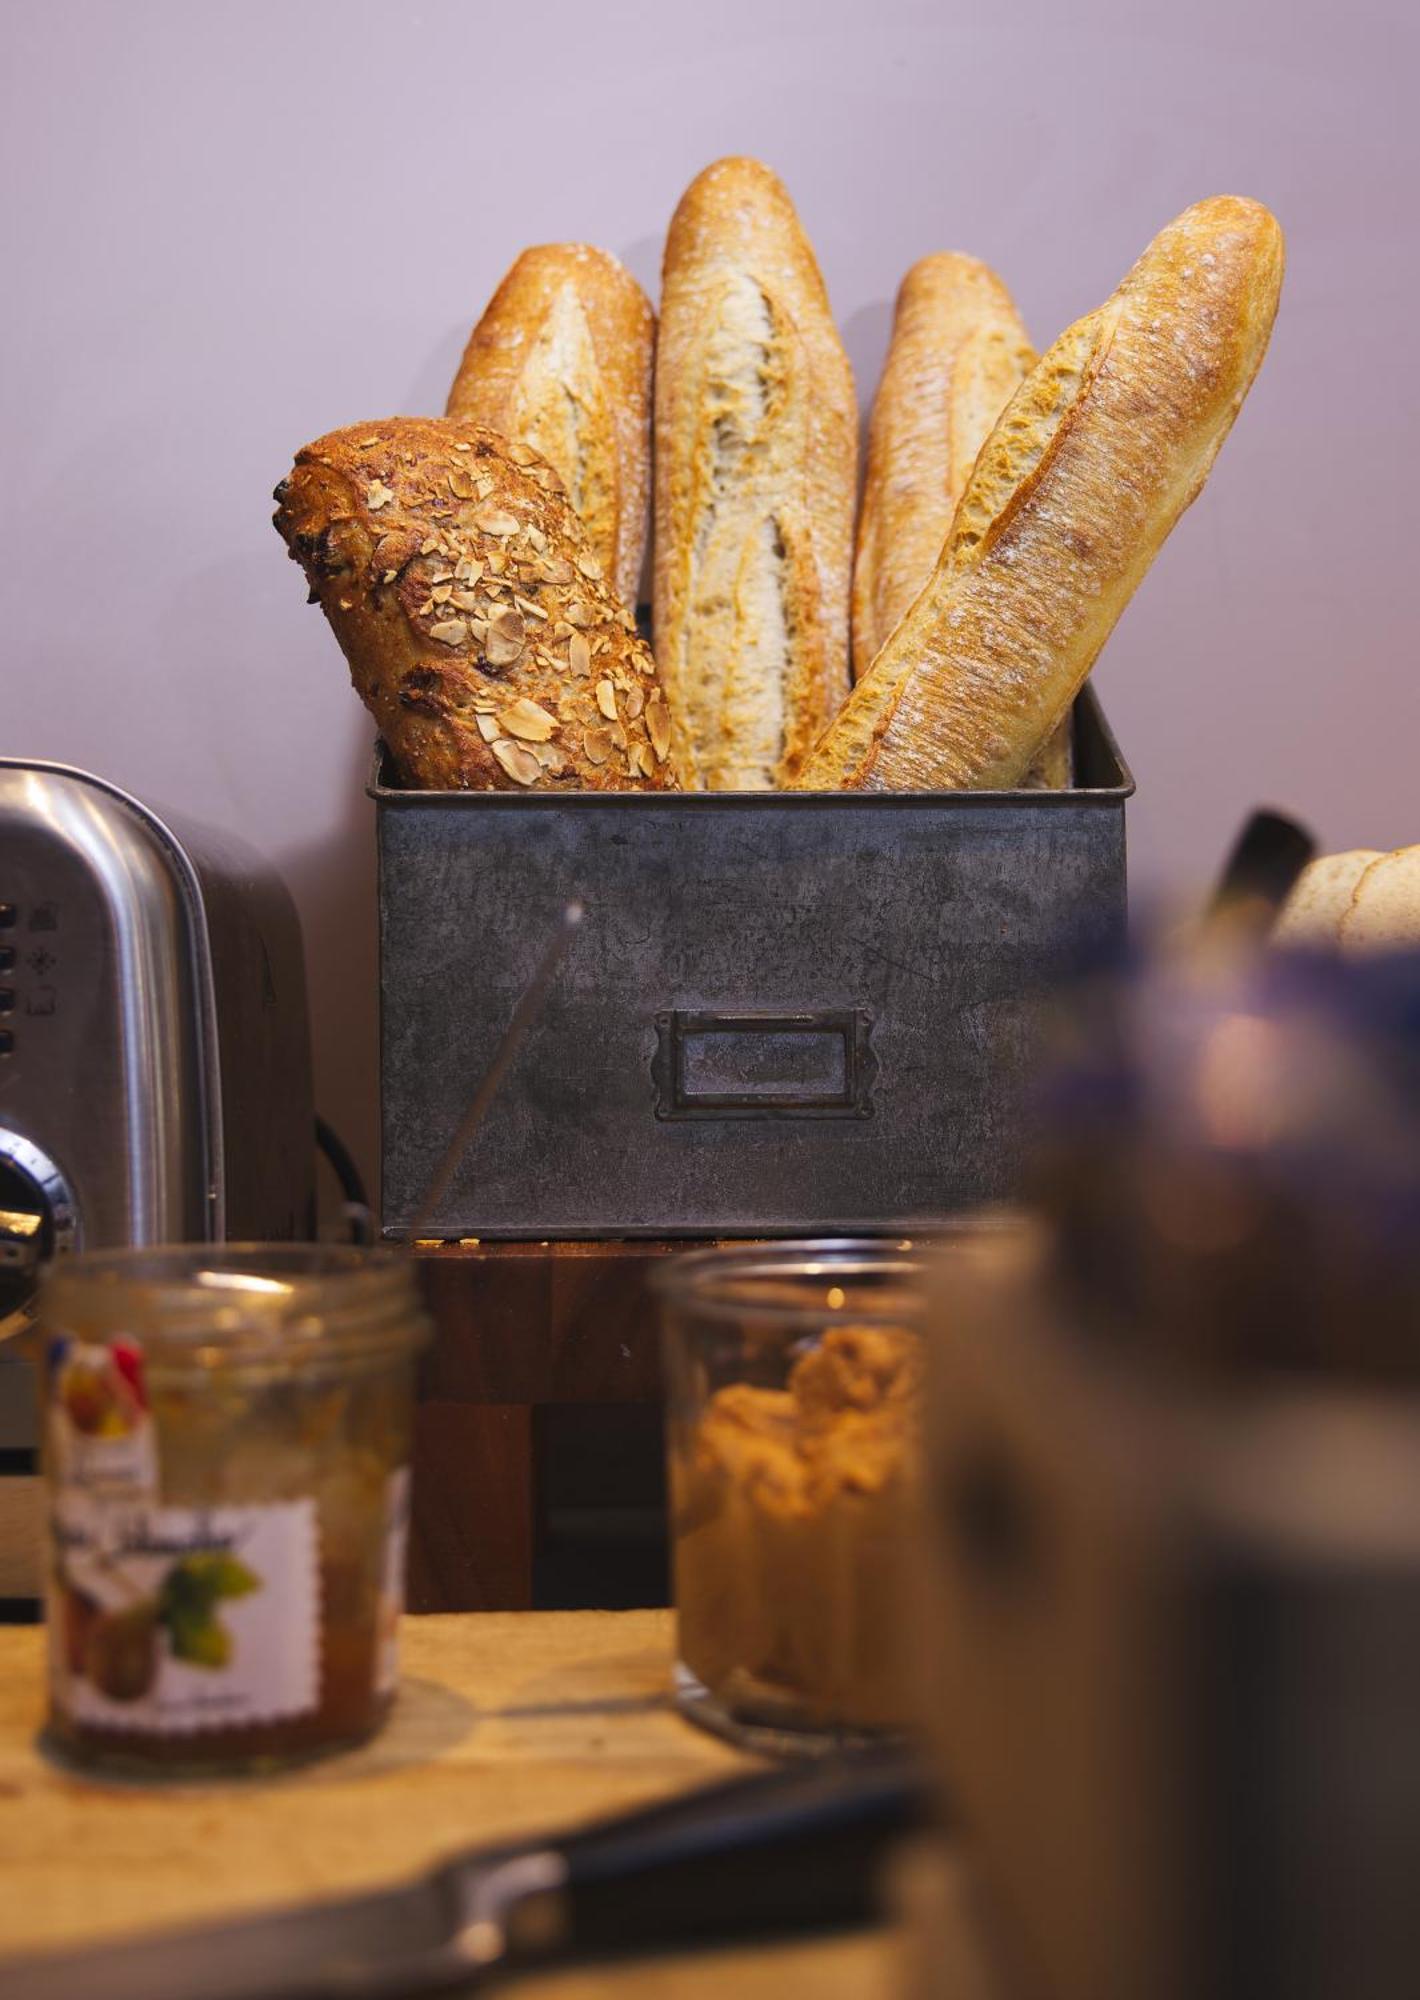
[40,1245,428,1775]
[656,1239,926,1755]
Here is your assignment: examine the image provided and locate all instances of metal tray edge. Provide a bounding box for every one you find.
[366,689,1136,808]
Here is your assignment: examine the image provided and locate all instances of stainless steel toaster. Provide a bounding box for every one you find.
[0,759,314,1594]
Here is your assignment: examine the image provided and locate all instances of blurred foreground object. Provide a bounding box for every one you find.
[922,944,1420,2000]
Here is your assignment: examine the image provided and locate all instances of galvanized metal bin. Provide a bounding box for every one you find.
[374,691,1132,1239]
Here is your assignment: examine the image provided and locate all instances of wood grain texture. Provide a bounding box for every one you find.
[447,245,654,610]
[407,1402,534,1612]
[797,197,1284,793]
[0,1612,896,1996]
[653,157,857,789]
[415,1240,676,1405]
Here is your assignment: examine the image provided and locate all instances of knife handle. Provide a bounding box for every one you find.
[496,1748,930,1968]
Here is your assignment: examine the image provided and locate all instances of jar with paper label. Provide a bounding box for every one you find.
[40,1245,428,1775]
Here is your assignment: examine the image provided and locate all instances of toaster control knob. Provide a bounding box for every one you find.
[0,1130,76,1343]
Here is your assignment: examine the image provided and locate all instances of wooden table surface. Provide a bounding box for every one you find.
[0,1611,900,1998]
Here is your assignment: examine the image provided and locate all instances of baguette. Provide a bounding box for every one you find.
[852,252,1033,677]
[1273,850,1383,949]
[654,157,857,789]
[446,244,654,611]
[1339,846,1420,951]
[274,418,677,793]
[796,196,1284,792]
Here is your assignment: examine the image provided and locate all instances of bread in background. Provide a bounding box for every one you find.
[1339,846,1420,951]
[446,245,654,611]
[274,418,677,794]
[1273,850,1382,948]
[795,196,1284,793]
[654,156,857,789]
[853,252,1033,678]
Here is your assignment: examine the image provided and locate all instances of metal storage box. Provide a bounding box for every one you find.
[375,692,1131,1239]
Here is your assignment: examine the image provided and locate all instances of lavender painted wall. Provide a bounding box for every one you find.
[4,0,1413,1198]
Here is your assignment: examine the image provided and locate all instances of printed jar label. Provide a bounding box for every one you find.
[47,1336,157,1498]
[49,1495,320,1734]
[46,1331,320,1735]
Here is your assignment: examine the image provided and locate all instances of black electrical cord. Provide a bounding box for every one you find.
[314,1116,373,1245]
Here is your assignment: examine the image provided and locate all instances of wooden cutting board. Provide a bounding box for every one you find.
[0,1610,899,1997]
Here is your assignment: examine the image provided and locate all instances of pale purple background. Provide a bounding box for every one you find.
[3,1,1414,1199]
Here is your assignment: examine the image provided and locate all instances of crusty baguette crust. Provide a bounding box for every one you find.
[853,253,1033,678]
[796,197,1284,792]
[274,418,677,792]
[1339,845,1420,951]
[446,244,654,611]
[654,157,857,788]
[1273,850,1382,948]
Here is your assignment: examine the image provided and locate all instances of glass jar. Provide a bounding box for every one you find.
[39,1244,428,1776]
[656,1239,926,1755]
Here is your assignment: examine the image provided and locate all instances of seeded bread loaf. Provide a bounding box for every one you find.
[274,418,677,792]
[853,252,1033,679]
[654,157,857,789]
[446,244,654,611]
[796,197,1284,792]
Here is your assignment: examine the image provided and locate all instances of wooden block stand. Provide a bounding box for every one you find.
[409,1241,690,1612]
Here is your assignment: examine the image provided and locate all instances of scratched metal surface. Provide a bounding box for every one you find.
[374,694,1131,1238]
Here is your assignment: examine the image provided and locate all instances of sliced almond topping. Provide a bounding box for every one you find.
[533,744,567,774]
[491,739,542,786]
[475,508,521,537]
[475,476,496,500]
[382,568,397,584]
[447,470,476,500]
[623,686,645,719]
[539,556,575,587]
[513,593,548,620]
[449,589,484,613]
[484,631,523,668]
[367,481,394,510]
[430,584,453,605]
[500,697,558,743]
[454,557,483,585]
[565,601,592,629]
[420,537,440,556]
[428,619,468,646]
[646,694,671,761]
[633,741,657,780]
[505,441,537,467]
[357,436,381,449]
[569,633,592,678]
[595,679,618,721]
[485,550,509,575]
[582,727,614,766]
[453,440,473,452]
[575,550,602,580]
[484,607,526,667]
[609,721,629,750]
[475,712,501,742]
